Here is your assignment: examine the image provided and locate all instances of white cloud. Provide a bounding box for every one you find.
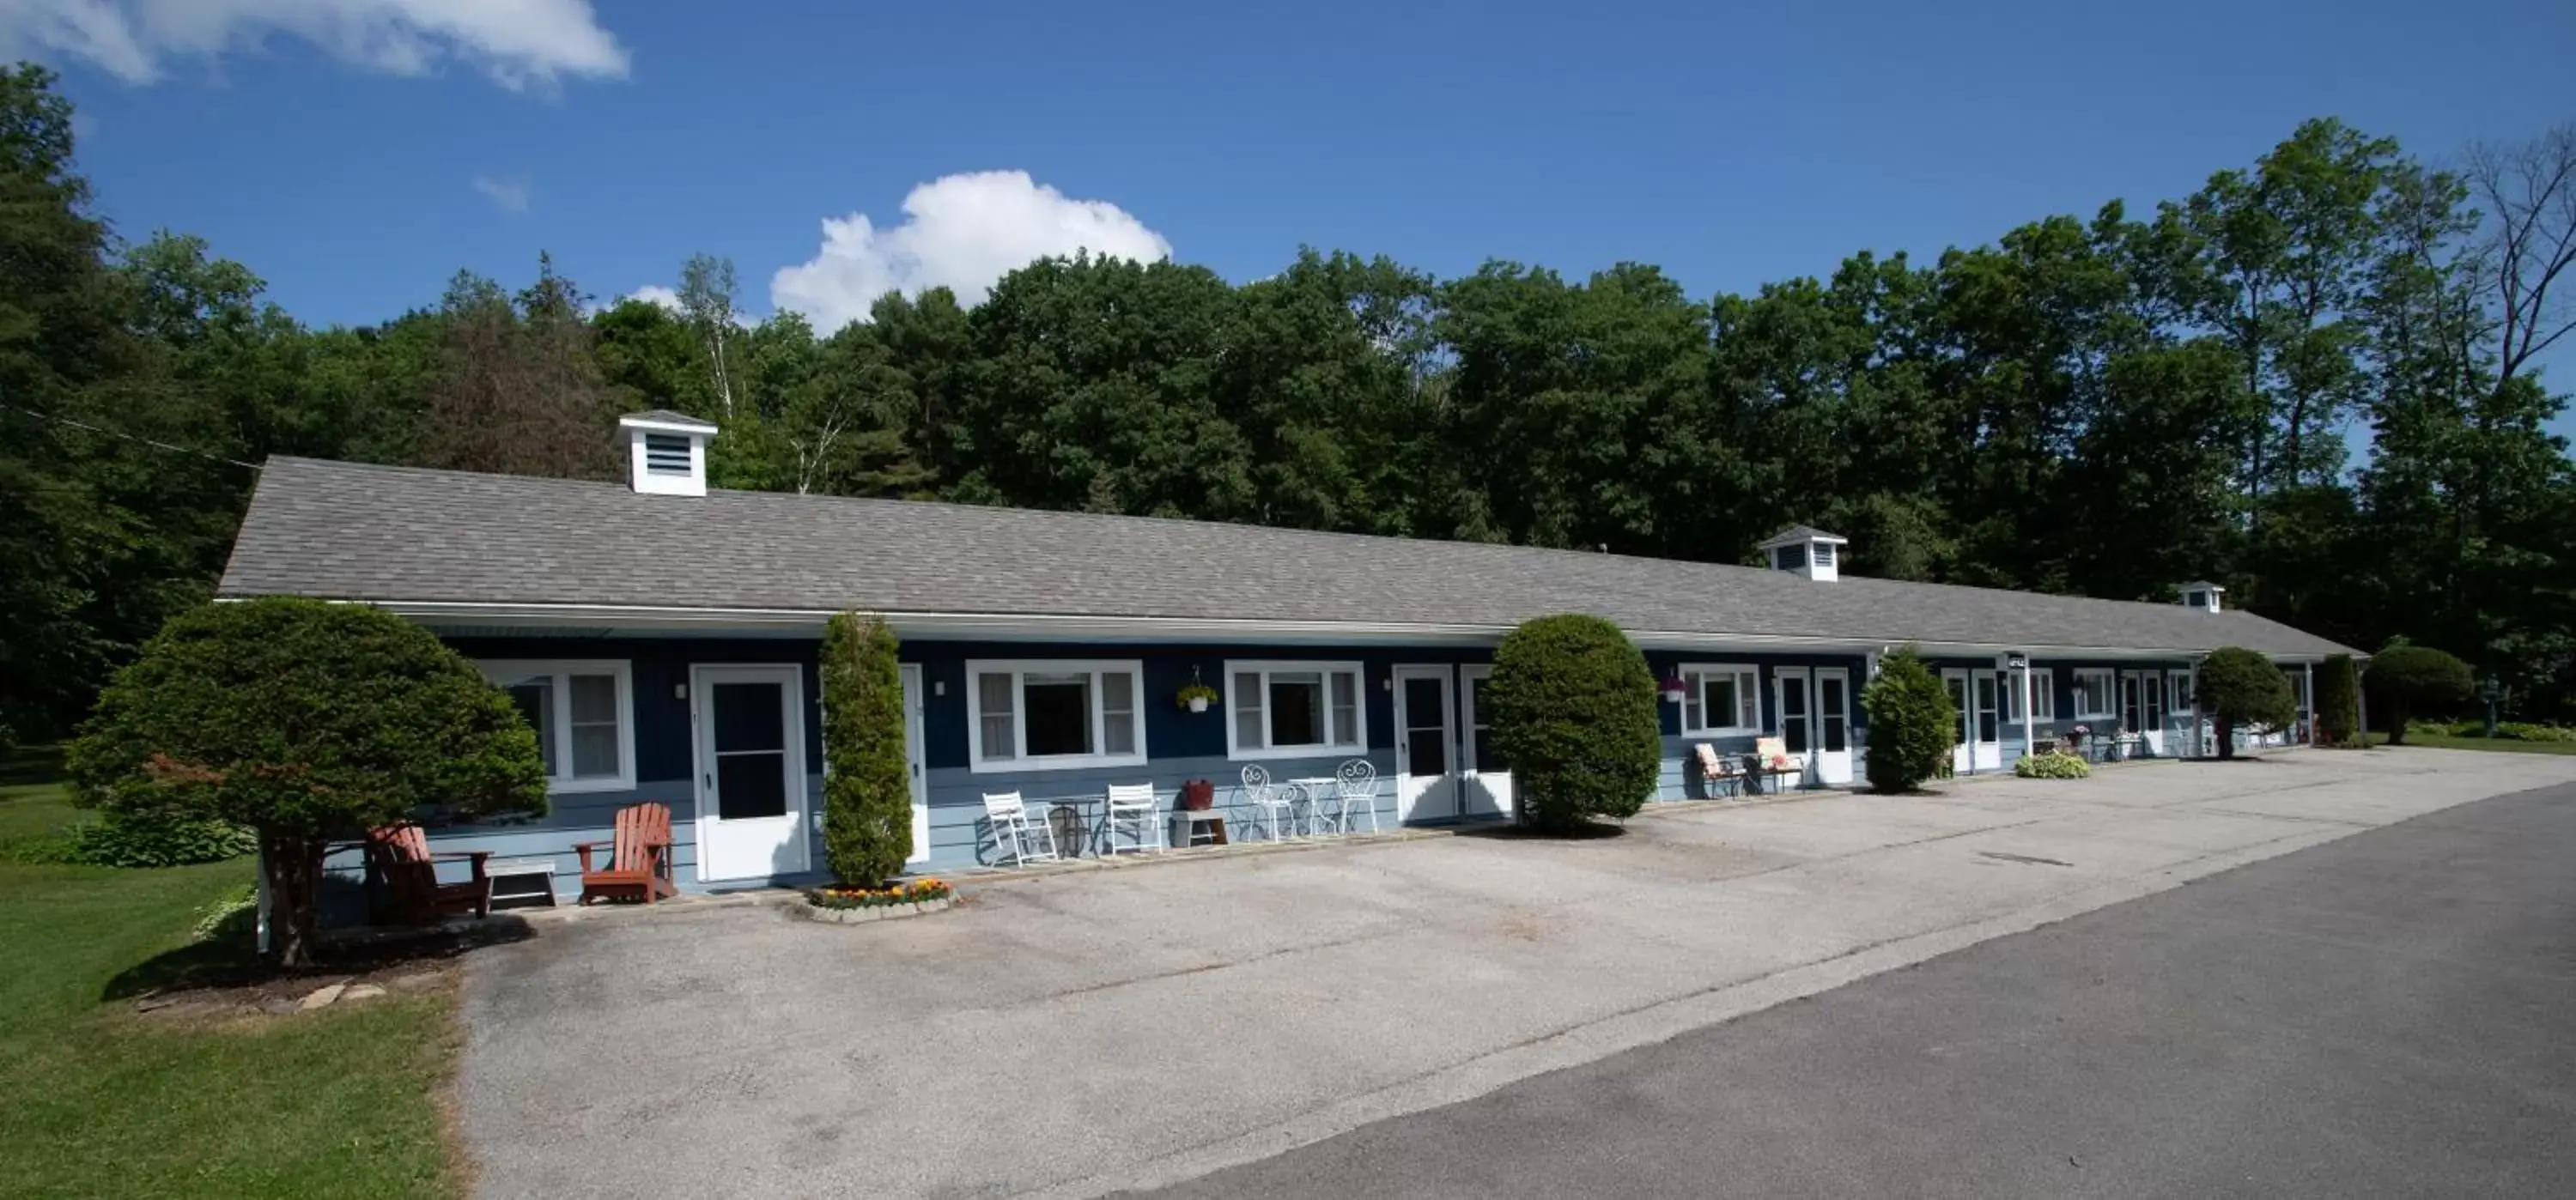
[770,170,1172,331]
[0,0,629,90]
[623,284,682,312]
[470,173,528,214]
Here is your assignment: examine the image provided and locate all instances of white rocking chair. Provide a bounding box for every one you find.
[981,791,1059,866]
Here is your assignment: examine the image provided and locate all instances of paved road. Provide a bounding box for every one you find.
[1144,783,2576,1198]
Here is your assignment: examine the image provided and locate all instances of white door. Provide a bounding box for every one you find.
[1775,669,1816,785]
[694,664,811,883]
[1392,665,1456,822]
[1971,670,2002,771]
[2140,670,2168,756]
[1943,669,1972,774]
[2168,670,2196,757]
[1814,668,1854,785]
[902,664,931,866]
[1458,666,1513,818]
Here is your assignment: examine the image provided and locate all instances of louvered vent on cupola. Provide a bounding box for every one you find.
[617,409,720,497]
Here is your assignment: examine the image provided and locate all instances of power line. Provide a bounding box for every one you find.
[0,400,260,470]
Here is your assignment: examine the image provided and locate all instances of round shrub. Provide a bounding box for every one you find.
[2198,646,2296,759]
[1485,615,1662,833]
[2364,643,2473,746]
[1862,649,1953,792]
[65,597,547,966]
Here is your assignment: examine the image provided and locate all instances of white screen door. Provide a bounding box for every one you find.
[695,664,810,883]
[1814,668,1853,785]
[1392,665,1456,821]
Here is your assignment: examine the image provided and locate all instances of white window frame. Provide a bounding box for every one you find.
[2006,671,2059,722]
[1681,664,1763,736]
[964,658,1148,774]
[2071,669,2117,719]
[1225,659,1369,761]
[477,659,636,793]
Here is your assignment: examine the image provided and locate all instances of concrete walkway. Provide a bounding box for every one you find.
[456,748,2576,1198]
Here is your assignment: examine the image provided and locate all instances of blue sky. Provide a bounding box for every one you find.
[13,0,2574,393]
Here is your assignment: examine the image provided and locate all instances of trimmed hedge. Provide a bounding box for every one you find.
[1862,648,1954,791]
[2315,653,2360,747]
[820,612,914,886]
[1485,614,1661,833]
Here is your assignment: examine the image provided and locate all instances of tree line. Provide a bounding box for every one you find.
[6,61,2573,745]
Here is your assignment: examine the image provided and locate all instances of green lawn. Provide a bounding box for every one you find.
[2366,731,2576,755]
[0,768,461,1198]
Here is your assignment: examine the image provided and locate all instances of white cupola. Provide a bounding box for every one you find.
[618,409,719,497]
[1758,524,1849,582]
[2178,581,2225,612]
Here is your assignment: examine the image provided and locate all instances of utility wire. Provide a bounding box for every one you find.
[0,399,260,470]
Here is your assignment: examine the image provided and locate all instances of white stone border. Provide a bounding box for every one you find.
[793,895,955,924]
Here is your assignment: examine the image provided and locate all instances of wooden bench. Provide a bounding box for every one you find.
[574,803,679,906]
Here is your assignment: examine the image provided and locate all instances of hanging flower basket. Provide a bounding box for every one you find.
[1176,682,1220,713]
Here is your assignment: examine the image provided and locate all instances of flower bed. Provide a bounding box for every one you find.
[798,878,955,924]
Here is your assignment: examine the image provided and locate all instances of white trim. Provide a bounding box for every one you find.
[1223,659,1369,761]
[1679,663,1762,736]
[963,658,1147,774]
[2070,668,2117,720]
[299,597,2347,662]
[475,658,636,793]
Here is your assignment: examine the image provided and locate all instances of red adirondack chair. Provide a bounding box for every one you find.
[574,803,678,905]
[365,823,493,924]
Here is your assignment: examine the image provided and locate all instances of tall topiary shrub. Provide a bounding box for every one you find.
[820,612,913,885]
[65,597,546,966]
[2315,653,2360,747]
[2198,646,2296,759]
[2364,642,2473,746]
[1485,614,1661,833]
[1862,648,1953,792]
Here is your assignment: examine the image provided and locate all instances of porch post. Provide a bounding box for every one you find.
[2017,655,2033,758]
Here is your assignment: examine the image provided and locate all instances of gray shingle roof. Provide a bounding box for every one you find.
[218,457,2355,658]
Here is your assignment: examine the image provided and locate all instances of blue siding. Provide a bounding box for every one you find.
[357,630,2222,919]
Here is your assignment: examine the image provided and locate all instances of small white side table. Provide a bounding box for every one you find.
[484,857,560,907]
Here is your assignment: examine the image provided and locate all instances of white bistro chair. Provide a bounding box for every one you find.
[1332,758,1380,834]
[981,791,1059,866]
[1102,783,1166,855]
[1239,764,1298,842]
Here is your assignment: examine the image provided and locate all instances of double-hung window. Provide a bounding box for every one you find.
[966,659,1145,773]
[479,660,635,792]
[2006,671,2057,722]
[1227,661,1365,759]
[1681,664,1761,736]
[2071,669,2117,719]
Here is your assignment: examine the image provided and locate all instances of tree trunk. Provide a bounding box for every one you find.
[260,832,325,967]
[2387,698,2410,746]
[2215,715,2237,761]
